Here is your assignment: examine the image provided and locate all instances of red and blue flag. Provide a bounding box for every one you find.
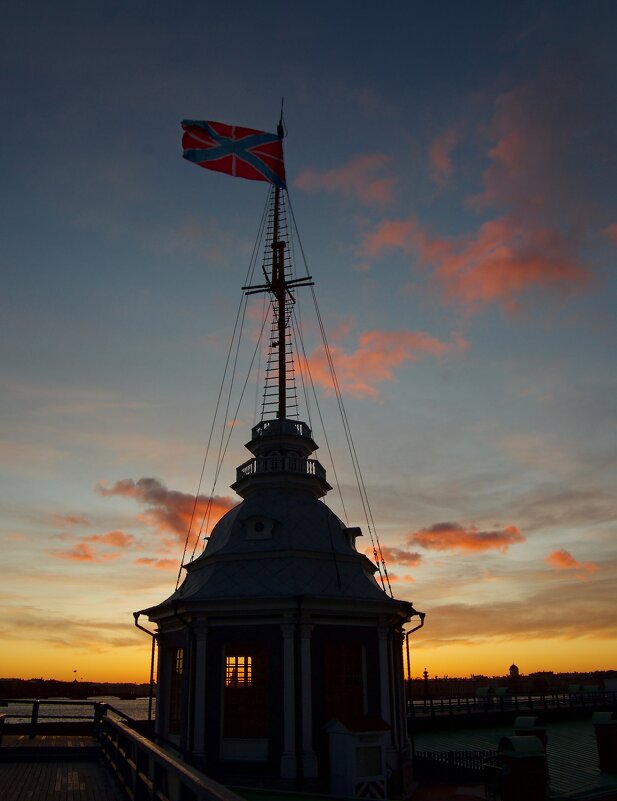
[181,120,286,188]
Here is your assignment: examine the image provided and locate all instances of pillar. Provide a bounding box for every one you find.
[192,622,208,757]
[377,623,392,728]
[299,620,318,777]
[280,620,297,778]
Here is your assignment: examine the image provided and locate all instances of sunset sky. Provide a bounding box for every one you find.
[1,1,616,683]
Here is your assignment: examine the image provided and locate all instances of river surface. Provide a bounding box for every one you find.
[2,696,154,723]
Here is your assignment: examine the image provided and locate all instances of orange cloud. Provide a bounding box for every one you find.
[390,573,415,584]
[96,477,234,542]
[545,549,598,580]
[305,328,463,399]
[52,543,118,562]
[408,522,524,553]
[135,557,177,571]
[87,530,134,548]
[375,545,422,567]
[429,127,459,187]
[52,513,90,527]
[295,154,395,205]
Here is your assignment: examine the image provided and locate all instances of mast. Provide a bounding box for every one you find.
[243,119,313,421]
[272,182,287,418]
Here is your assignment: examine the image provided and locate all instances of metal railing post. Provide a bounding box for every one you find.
[29,700,40,738]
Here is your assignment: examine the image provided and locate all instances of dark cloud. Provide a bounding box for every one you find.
[96,477,234,542]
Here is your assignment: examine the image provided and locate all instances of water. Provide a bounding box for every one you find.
[414,719,617,796]
[2,695,154,723]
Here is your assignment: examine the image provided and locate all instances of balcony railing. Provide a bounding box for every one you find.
[236,455,326,483]
[100,716,243,801]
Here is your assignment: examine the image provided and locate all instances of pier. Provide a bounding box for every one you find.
[408,688,617,731]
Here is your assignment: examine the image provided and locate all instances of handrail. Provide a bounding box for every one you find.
[251,419,312,439]
[236,455,326,482]
[100,716,243,801]
[0,697,142,736]
[407,689,617,718]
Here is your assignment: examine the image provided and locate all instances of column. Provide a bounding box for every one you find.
[299,620,318,778]
[377,623,392,730]
[280,620,297,778]
[192,622,208,757]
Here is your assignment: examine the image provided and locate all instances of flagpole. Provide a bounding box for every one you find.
[272,184,287,420]
[273,115,287,420]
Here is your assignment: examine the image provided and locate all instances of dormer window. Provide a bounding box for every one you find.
[243,515,275,540]
[343,526,362,549]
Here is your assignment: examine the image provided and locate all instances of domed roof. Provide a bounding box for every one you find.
[154,486,397,606]
[140,419,412,620]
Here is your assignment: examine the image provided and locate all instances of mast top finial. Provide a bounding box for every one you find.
[278,97,285,139]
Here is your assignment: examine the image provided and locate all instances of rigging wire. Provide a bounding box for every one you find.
[175,189,272,588]
[288,223,313,430]
[287,192,393,597]
[194,305,271,554]
[311,291,393,596]
[289,308,349,526]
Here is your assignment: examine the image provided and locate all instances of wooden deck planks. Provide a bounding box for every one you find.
[0,760,123,800]
[2,735,99,748]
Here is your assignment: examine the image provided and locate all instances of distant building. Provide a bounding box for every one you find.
[509,663,519,678]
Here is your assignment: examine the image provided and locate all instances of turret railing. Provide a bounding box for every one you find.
[236,455,326,483]
[251,419,313,440]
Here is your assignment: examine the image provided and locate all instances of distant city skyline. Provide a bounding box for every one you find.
[1,0,616,682]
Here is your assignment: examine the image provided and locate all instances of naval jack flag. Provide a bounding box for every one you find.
[181,120,286,188]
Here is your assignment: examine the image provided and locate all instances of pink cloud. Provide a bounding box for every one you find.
[408,522,524,553]
[429,127,459,187]
[361,72,603,313]
[604,224,617,244]
[362,215,588,314]
[295,154,395,206]
[305,328,462,399]
[545,549,598,580]
[362,218,418,258]
[96,477,234,543]
[468,80,578,219]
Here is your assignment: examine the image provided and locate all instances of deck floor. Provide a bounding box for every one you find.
[2,735,98,748]
[0,735,121,800]
[0,760,122,800]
